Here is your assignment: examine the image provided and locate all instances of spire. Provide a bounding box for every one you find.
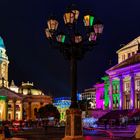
[10,80,15,87]
[0,37,5,49]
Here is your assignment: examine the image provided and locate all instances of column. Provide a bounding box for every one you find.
[28,102,31,120]
[20,100,23,120]
[109,78,113,110]
[13,100,16,120]
[130,72,135,109]
[119,75,124,110]
[5,99,8,120]
[22,102,26,120]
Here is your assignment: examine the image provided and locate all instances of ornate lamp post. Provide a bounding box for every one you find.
[45,5,103,140]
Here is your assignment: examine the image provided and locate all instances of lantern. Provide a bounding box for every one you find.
[72,9,80,21]
[93,20,104,34]
[83,14,94,27]
[63,11,75,25]
[56,34,66,43]
[89,32,97,42]
[75,35,82,43]
[47,18,59,32]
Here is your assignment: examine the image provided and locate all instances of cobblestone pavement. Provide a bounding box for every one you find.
[8,126,136,140]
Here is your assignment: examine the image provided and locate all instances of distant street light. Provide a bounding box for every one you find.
[45,4,103,140]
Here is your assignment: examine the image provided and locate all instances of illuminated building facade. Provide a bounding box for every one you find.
[0,36,52,121]
[53,97,71,122]
[0,37,9,87]
[81,88,96,109]
[95,83,104,109]
[95,36,140,110]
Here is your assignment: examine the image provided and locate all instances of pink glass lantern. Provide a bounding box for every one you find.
[94,20,104,34]
[89,32,97,42]
[56,34,66,43]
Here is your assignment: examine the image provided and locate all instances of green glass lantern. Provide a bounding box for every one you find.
[83,14,94,27]
[57,34,66,43]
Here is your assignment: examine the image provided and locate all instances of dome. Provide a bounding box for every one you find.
[18,82,44,95]
[0,37,5,49]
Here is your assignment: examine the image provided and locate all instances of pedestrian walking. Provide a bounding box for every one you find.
[4,124,12,139]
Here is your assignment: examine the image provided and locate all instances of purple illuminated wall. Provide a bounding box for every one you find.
[95,83,104,109]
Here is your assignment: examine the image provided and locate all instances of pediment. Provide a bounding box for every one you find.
[117,36,140,53]
[0,87,23,100]
[106,53,140,73]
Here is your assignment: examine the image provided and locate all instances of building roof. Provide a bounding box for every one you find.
[0,87,23,100]
[117,36,140,53]
[106,53,140,73]
[18,82,44,95]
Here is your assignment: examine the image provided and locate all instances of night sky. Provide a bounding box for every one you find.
[0,0,140,97]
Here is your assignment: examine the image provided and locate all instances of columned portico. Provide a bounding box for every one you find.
[106,53,140,110]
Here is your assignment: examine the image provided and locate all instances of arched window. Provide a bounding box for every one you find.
[34,108,38,116]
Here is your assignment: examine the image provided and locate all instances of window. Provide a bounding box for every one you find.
[16,105,20,111]
[132,52,135,56]
[34,108,38,116]
[137,80,140,90]
[100,93,104,99]
[16,113,18,120]
[8,113,11,120]
[125,82,130,92]
[122,54,125,61]
[128,53,131,58]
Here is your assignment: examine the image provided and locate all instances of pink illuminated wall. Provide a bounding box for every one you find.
[94,83,104,109]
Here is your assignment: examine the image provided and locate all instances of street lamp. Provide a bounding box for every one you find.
[45,5,103,140]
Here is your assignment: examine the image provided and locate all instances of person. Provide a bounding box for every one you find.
[4,124,12,139]
[104,119,108,130]
[115,118,119,128]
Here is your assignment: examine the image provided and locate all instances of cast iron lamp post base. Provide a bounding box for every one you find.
[62,108,84,140]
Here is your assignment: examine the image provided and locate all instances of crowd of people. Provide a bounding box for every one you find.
[104,115,129,129]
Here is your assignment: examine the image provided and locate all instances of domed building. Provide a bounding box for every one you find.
[0,36,52,121]
[18,82,44,96]
[18,82,52,120]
